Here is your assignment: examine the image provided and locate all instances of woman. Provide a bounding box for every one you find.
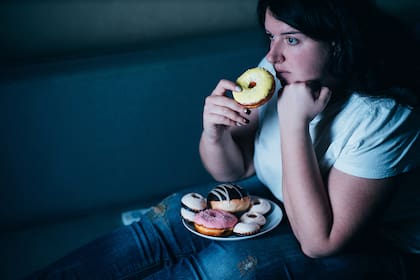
[28,0,419,279]
[202,0,419,258]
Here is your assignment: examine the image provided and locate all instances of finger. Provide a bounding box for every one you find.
[207,106,250,125]
[317,87,332,108]
[211,79,242,96]
[205,94,250,115]
[204,100,250,125]
[206,112,250,127]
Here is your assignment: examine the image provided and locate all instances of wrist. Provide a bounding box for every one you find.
[279,115,310,133]
[201,129,227,145]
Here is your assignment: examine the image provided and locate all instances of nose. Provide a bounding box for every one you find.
[266,40,285,64]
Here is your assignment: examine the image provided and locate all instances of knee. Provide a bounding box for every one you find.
[194,243,259,279]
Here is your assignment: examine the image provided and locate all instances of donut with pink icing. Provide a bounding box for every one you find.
[194,209,238,237]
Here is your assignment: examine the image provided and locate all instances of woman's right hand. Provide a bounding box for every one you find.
[202,79,250,141]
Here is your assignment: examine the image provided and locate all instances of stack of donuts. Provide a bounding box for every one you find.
[180,183,272,237]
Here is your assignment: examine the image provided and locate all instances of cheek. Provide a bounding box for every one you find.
[295,50,329,80]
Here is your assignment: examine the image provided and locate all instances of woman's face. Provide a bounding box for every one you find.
[264,9,332,85]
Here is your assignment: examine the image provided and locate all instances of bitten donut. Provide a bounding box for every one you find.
[194,209,238,237]
[233,222,261,236]
[207,183,251,213]
[249,197,271,215]
[232,67,275,108]
[240,211,266,226]
[181,193,206,212]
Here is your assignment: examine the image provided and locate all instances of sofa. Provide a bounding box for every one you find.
[0,1,269,278]
[0,0,417,279]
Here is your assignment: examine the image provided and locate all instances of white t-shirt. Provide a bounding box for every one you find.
[253,58,420,253]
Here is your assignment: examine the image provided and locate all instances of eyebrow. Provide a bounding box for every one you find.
[280,31,301,35]
[265,30,302,36]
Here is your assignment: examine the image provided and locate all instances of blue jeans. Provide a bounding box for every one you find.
[26,176,414,279]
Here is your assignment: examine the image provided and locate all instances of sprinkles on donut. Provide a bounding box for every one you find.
[194,209,238,237]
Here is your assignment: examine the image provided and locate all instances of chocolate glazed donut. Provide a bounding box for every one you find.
[207,183,251,213]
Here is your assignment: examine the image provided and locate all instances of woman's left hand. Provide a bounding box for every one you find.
[277,82,331,125]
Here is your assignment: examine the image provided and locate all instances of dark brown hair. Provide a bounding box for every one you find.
[257,0,419,107]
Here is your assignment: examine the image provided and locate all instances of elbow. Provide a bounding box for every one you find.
[300,246,333,259]
[209,168,252,183]
[299,239,343,259]
[210,171,241,183]
[300,245,338,259]
[200,159,245,182]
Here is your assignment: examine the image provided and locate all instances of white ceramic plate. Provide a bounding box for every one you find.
[182,199,282,241]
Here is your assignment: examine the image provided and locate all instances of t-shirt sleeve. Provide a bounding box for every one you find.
[333,103,419,179]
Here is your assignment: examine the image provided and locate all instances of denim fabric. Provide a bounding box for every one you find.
[26,176,413,279]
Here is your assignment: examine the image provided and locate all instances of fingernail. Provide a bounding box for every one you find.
[244,108,251,115]
[235,86,242,92]
[236,122,243,127]
[243,118,250,124]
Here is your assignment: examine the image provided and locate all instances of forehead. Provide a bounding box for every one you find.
[264,9,299,33]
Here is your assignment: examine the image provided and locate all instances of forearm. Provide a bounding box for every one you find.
[199,130,248,182]
[280,122,334,256]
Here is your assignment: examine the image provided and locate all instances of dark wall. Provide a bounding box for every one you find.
[0,0,260,65]
[0,30,267,230]
[1,0,417,66]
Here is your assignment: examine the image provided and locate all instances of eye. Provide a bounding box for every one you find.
[286,37,299,45]
[266,32,275,41]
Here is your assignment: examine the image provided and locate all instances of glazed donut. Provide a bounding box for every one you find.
[233,222,261,236]
[240,211,266,226]
[180,207,196,223]
[181,193,206,212]
[232,67,275,108]
[249,196,271,215]
[194,209,238,237]
[207,183,251,213]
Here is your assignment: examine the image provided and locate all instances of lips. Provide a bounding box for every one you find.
[274,67,289,77]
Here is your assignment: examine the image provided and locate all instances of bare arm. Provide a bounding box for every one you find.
[199,79,258,181]
[278,83,395,257]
